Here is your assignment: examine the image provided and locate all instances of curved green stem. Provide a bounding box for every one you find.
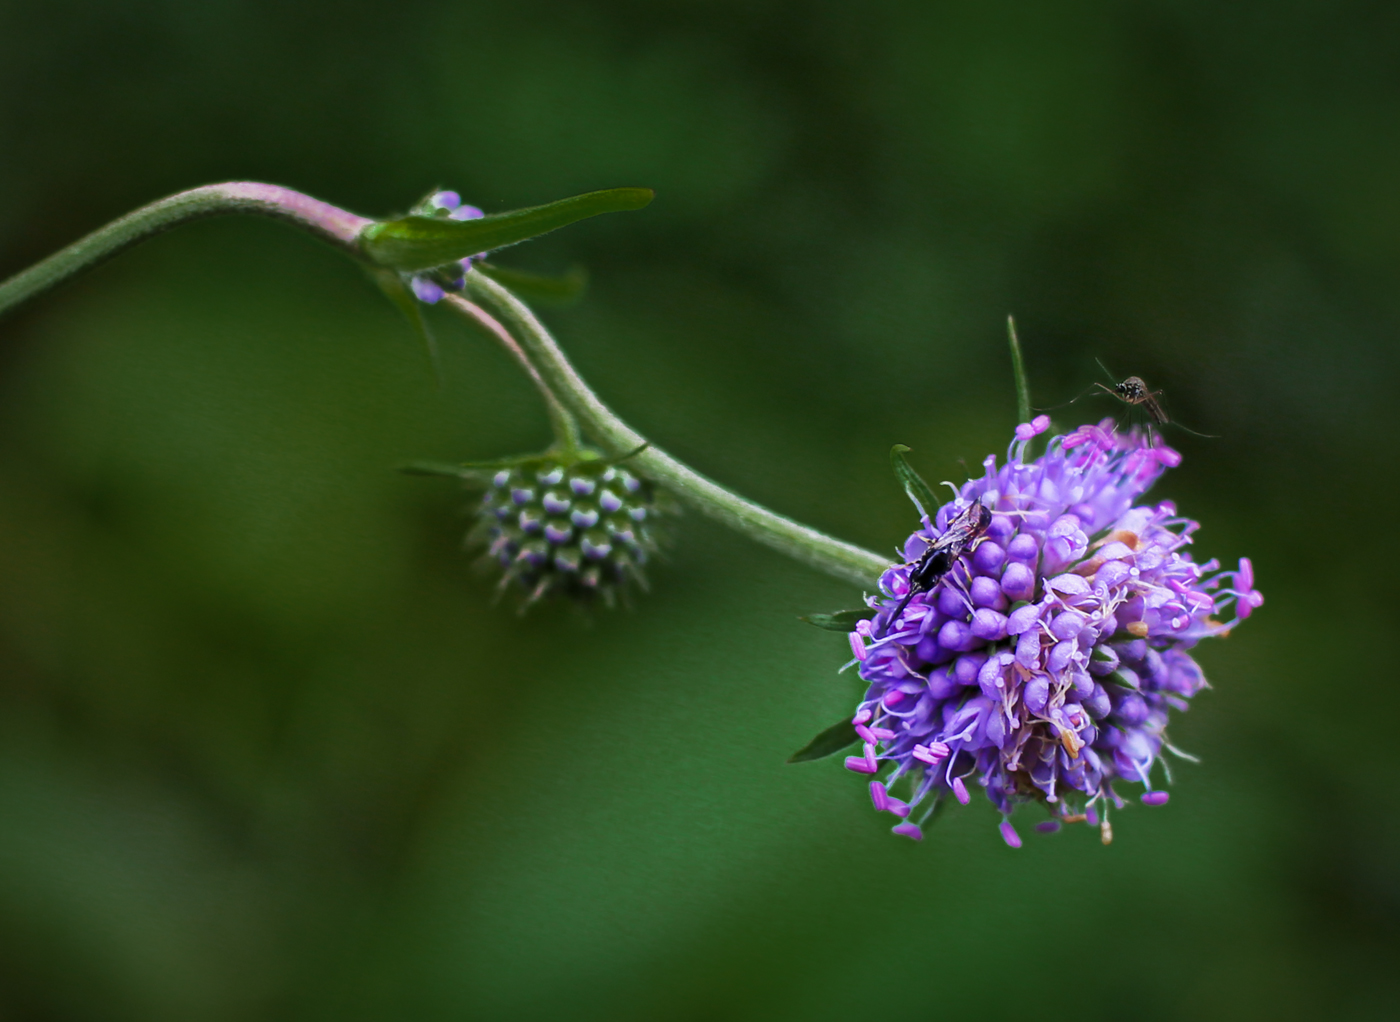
[0,182,371,318]
[461,271,891,588]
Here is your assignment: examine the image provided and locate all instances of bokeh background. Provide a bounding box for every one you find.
[1,1,1397,1018]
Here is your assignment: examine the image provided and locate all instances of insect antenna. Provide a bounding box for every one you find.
[888,585,920,629]
[1033,362,1114,415]
[1165,419,1218,439]
[1032,385,1097,414]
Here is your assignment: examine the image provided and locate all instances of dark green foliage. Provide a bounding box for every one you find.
[798,608,874,632]
[890,444,939,519]
[786,717,859,763]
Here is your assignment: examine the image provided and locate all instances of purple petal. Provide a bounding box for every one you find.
[1015,627,1041,668]
[410,276,445,304]
[970,608,1009,641]
[952,776,970,804]
[970,574,1006,608]
[1005,533,1039,563]
[1046,573,1091,597]
[1000,562,1036,602]
[972,541,1006,575]
[844,755,878,775]
[1006,602,1042,635]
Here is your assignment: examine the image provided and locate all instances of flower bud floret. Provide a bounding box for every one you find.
[407,190,486,305]
[468,452,670,608]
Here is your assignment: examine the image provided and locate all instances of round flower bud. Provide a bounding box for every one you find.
[467,451,673,608]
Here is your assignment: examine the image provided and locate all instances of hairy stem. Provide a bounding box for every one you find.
[462,271,891,588]
[0,182,371,318]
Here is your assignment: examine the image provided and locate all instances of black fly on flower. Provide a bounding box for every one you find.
[887,499,992,625]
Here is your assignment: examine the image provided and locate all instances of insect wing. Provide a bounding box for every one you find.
[1140,391,1169,426]
[931,502,991,556]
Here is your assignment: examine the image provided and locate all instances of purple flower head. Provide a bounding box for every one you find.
[408,189,488,305]
[845,420,1261,844]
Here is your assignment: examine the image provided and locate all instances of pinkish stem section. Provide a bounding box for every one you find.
[207,182,372,246]
[0,181,374,317]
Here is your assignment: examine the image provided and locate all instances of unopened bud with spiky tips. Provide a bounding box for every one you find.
[406,449,673,609]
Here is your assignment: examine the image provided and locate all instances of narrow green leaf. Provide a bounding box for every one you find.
[476,262,588,305]
[398,452,546,478]
[367,266,441,382]
[798,608,875,632]
[601,442,650,465]
[360,187,655,273]
[398,461,480,479]
[787,717,859,764]
[1007,314,1032,425]
[890,444,938,519]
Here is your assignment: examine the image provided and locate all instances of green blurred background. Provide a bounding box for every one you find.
[0,1,1396,1018]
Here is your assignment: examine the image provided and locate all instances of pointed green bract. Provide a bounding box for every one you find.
[890,444,938,519]
[359,187,655,273]
[787,717,860,764]
[399,452,564,479]
[1007,314,1032,425]
[1111,668,1143,691]
[477,262,588,305]
[367,266,441,382]
[398,445,652,484]
[798,608,875,632]
[398,461,485,479]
